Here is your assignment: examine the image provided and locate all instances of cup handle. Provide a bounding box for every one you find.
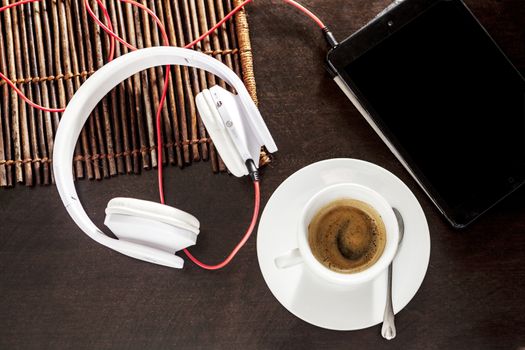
[274,248,303,269]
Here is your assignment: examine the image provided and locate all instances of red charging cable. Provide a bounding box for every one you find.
[1,0,326,269]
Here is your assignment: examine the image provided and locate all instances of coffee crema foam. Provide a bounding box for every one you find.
[308,199,386,274]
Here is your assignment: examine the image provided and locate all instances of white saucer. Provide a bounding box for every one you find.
[257,159,430,331]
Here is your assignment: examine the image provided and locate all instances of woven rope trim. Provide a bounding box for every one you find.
[204,48,238,56]
[0,70,96,86]
[0,49,240,87]
[0,157,52,165]
[0,143,272,167]
[0,138,212,165]
[233,0,258,105]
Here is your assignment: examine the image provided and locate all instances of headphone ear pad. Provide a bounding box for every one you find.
[105,198,200,253]
[105,214,197,253]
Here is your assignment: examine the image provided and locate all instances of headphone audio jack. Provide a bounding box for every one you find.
[322,27,339,48]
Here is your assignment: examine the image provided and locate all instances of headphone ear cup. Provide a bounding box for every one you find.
[105,198,200,253]
[196,87,249,177]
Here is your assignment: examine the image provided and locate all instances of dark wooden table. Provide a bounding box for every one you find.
[1,1,524,348]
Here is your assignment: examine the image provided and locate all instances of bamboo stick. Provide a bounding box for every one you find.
[163,1,190,164]
[138,0,168,166]
[3,3,23,183]
[189,0,219,173]
[79,0,103,179]
[108,81,126,173]
[147,0,176,165]
[39,0,60,132]
[115,0,140,173]
[0,87,6,184]
[26,8,50,185]
[0,14,12,186]
[19,4,42,185]
[80,0,108,179]
[39,0,61,183]
[224,0,242,77]
[188,0,219,172]
[154,0,183,167]
[170,0,201,163]
[91,0,117,176]
[204,0,228,89]
[0,91,6,185]
[99,0,124,174]
[124,3,151,169]
[132,4,157,168]
[57,0,86,179]
[68,0,95,180]
[214,0,236,83]
[104,0,127,174]
[31,2,56,185]
[100,1,111,60]
[187,0,211,93]
[12,5,33,184]
[50,0,82,180]
[194,0,216,88]
[179,0,209,162]
[88,1,112,178]
[196,0,227,172]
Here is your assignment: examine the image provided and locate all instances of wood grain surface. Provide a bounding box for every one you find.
[0,0,524,349]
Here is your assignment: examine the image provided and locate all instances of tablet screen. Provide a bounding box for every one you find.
[343,0,525,223]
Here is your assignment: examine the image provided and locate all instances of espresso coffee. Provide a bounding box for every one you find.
[308,199,386,274]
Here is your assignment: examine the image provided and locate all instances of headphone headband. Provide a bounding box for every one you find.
[53,47,276,268]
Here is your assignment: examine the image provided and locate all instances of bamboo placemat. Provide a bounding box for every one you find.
[0,0,267,187]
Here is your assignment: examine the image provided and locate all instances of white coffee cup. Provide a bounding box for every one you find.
[274,183,399,287]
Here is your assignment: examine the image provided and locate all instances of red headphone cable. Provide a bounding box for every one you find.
[1,0,328,270]
[87,0,328,269]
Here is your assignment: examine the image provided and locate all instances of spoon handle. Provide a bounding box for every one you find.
[381,263,396,340]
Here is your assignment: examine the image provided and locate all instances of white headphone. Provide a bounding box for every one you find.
[53,47,277,269]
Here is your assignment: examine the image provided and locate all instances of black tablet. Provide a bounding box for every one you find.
[326,0,525,228]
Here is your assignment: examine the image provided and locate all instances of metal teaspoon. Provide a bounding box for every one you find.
[381,207,405,340]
